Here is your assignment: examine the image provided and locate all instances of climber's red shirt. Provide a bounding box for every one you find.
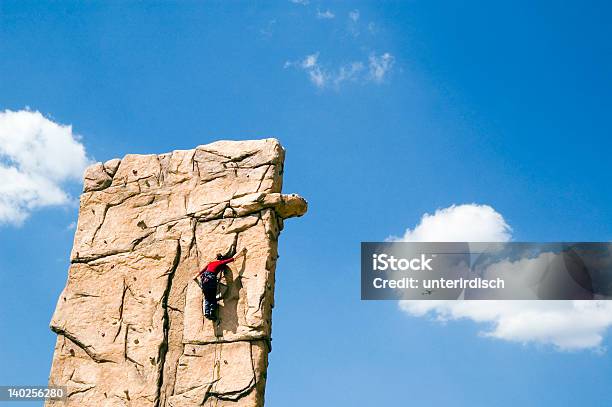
[200,257,234,276]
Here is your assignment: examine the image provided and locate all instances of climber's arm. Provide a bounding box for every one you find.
[217,257,235,266]
[195,264,209,277]
[196,250,246,278]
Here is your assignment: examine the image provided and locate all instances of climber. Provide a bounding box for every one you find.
[197,248,247,321]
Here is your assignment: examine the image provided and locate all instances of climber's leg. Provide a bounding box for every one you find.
[203,298,210,318]
[202,272,218,320]
[209,295,218,319]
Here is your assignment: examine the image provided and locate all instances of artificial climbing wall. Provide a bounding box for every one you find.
[46,139,307,406]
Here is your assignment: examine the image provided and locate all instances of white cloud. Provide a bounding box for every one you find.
[260,19,277,38]
[389,204,512,242]
[290,0,309,5]
[0,109,91,225]
[368,53,395,83]
[347,9,361,37]
[316,9,335,19]
[285,52,394,89]
[334,61,364,86]
[301,53,318,69]
[286,53,328,88]
[400,300,612,351]
[393,203,612,351]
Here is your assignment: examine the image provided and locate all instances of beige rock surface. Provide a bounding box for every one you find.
[47,139,306,406]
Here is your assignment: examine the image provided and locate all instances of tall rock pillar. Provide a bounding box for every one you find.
[47,139,307,406]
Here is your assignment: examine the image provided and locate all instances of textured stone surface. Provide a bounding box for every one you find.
[47,139,306,406]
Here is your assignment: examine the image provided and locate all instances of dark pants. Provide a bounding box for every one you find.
[201,272,218,319]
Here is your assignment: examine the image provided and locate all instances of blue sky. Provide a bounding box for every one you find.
[1,1,611,406]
